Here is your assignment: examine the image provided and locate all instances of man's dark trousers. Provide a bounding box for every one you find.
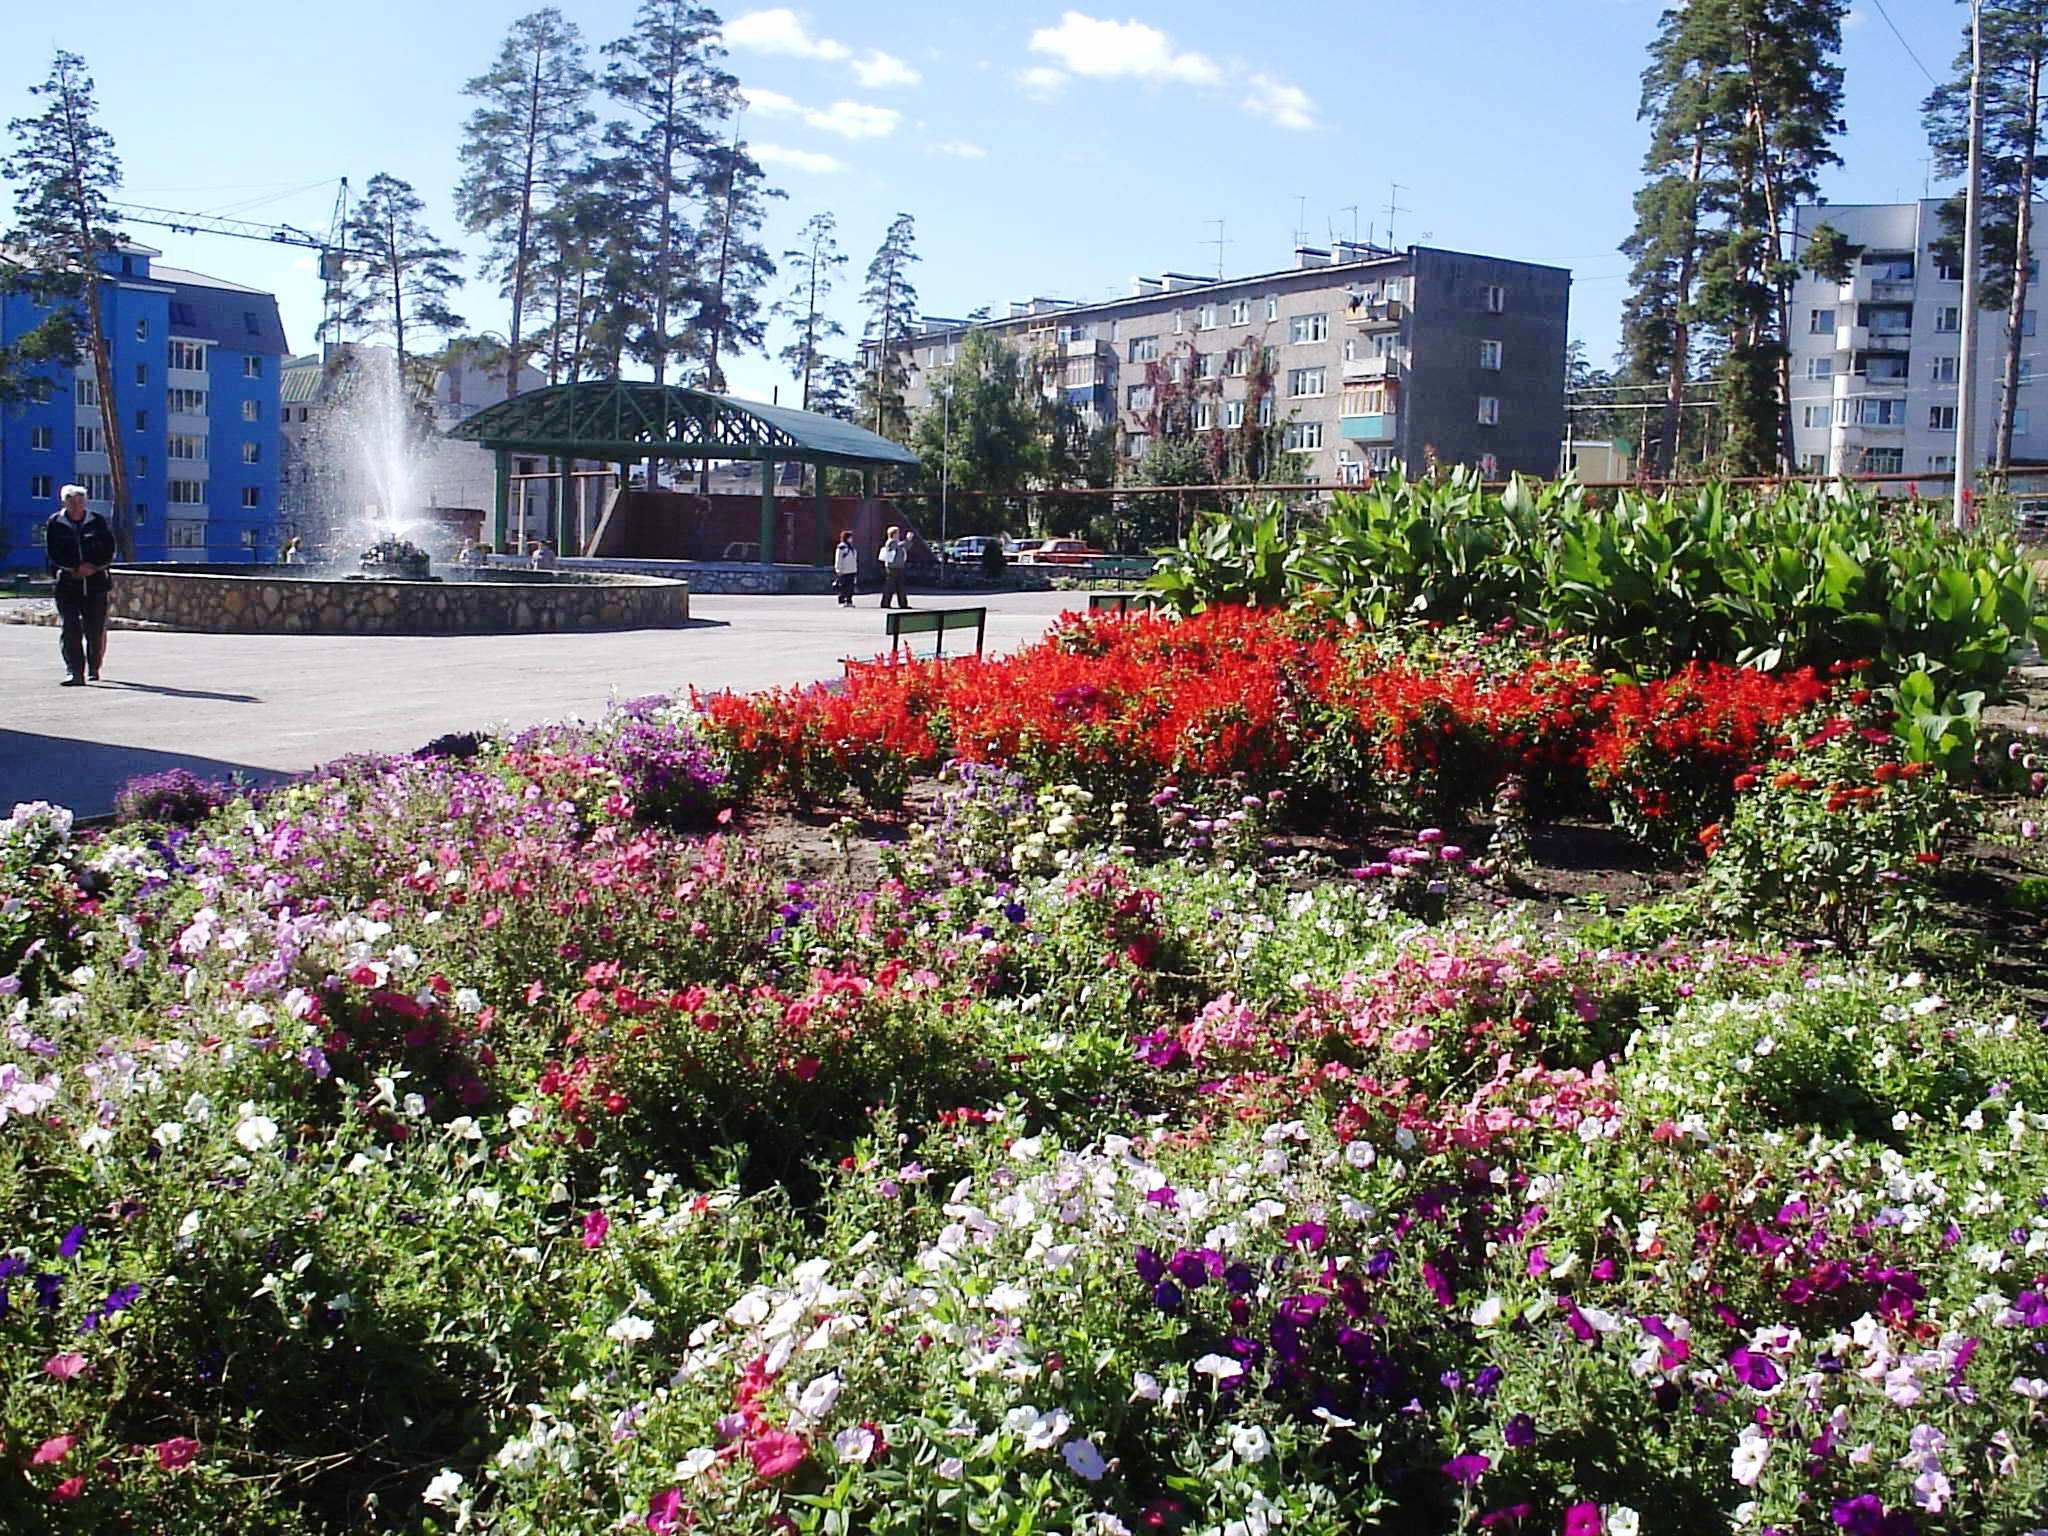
[55,584,108,680]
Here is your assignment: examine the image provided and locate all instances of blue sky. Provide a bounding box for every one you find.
[1,1,1963,403]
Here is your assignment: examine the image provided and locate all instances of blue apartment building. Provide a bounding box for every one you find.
[0,242,287,571]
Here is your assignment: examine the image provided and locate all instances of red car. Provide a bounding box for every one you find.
[1027,538,1106,566]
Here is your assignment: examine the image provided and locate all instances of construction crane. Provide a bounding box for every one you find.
[113,177,359,349]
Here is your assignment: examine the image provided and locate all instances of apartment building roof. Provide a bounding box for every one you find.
[884,245,1572,347]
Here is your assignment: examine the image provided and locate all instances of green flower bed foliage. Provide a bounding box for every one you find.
[1148,469,2048,705]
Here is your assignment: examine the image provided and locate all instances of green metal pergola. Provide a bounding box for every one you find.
[446,379,920,563]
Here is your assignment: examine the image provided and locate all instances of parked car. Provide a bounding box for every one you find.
[943,536,1005,563]
[1006,537,1046,561]
[1026,538,1106,566]
[2013,496,2048,541]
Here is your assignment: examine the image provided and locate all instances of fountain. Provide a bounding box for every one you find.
[106,348,690,634]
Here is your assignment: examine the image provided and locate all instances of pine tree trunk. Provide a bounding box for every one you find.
[1999,49,2042,470]
[56,81,130,557]
[506,38,544,403]
[1660,135,1706,477]
[801,242,820,411]
[390,209,408,386]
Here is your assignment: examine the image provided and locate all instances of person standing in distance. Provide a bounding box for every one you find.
[832,530,858,606]
[878,525,910,609]
[45,484,116,687]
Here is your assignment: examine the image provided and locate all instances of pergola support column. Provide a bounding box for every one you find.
[813,461,831,566]
[759,457,777,565]
[492,451,510,551]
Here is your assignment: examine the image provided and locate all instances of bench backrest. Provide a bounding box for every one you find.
[886,605,987,657]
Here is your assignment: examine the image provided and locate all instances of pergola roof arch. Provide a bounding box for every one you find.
[446,378,919,470]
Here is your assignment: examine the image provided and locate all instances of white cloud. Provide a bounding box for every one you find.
[724,11,919,89]
[852,50,920,88]
[1016,64,1068,99]
[1027,12,1219,85]
[1243,72,1317,131]
[933,140,987,159]
[743,88,899,139]
[804,99,901,139]
[724,8,849,61]
[753,143,844,174]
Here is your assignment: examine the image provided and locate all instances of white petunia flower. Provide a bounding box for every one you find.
[1730,1425,1770,1487]
[422,1469,466,1506]
[606,1314,655,1346]
[1229,1424,1271,1464]
[1062,1437,1107,1480]
[233,1106,280,1152]
[833,1425,879,1465]
[1193,1353,1245,1382]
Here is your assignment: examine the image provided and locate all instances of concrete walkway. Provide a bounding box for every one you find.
[0,589,1078,817]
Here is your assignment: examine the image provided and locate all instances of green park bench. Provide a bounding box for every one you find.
[887,605,987,659]
[1087,591,1168,614]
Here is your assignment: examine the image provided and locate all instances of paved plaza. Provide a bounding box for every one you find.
[0,588,1076,817]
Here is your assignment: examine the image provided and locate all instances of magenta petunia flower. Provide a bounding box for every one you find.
[582,1210,610,1250]
[1442,1452,1491,1485]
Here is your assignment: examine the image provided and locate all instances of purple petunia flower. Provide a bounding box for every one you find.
[58,1225,85,1260]
[1502,1413,1536,1449]
[1441,1453,1491,1486]
[1285,1221,1327,1251]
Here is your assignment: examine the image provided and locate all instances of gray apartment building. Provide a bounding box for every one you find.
[862,241,1570,483]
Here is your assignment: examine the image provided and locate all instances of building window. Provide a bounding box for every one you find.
[1289,313,1329,344]
[1194,401,1216,430]
[1929,405,1957,431]
[135,318,148,341]
[1805,357,1833,381]
[1199,303,1218,330]
[1128,335,1159,363]
[30,474,53,499]
[1125,431,1148,460]
[1863,447,1904,474]
[1478,396,1501,426]
[1809,308,1836,335]
[29,425,52,451]
[168,433,206,461]
[134,363,147,387]
[134,410,147,432]
[75,375,99,407]
[168,388,208,415]
[168,521,205,549]
[2015,407,2033,435]
[1126,384,1155,411]
[241,399,260,422]
[2027,310,2040,337]
[242,486,261,508]
[1801,404,1832,429]
[1799,452,1827,472]
[1478,339,1503,370]
[243,355,263,378]
[169,479,206,505]
[1225,399,1245,428]
[1935,306,1961,333]
[1229,298,1250,326]
[1288,366,1326,397]
[241,527,258,547]
[1484,284,1505,314]
[76,424,103,454]
[1172,311,1184,334]
[1933,251,1963,281]
[134,503,146,524]
[1929,355,1958,384]
[1265,296,1278,322]
[242,441,261,464]
[1257,394,1274,426]
[1283,420,1323,451]
[169,340,206,371]
[1927,453,1955,472]
[82,474,113,502]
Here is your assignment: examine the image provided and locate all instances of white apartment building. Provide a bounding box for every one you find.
[1788,200,2042,477]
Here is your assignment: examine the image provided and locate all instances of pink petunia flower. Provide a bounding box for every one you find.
[32,1434,76,1466]
[156,1437,201,1471]
[43,1353,89,1381]
[583,1210,610,1249]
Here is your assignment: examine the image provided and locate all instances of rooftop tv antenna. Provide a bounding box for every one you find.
[1203,217,1233,279]
[1337,204,1360,244]
[1385,182,1411,249]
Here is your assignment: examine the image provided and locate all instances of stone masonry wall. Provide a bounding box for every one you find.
[107,566,690,635]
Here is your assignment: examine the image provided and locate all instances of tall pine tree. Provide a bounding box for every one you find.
[1620,0,1846,474]
[337,173,467,386]
[454,7,595,400]
[598,0,732,386]
[771,212,847,410]
[1927,3,2048,468]
[860,213,919,441]
[688,125,782,392]
[2,50,132,553]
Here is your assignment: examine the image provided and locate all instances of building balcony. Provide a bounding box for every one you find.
[1347,299,1406,330]
[1342,353,1401,381]
[1870,279,1916,303]
[1339,412,1399,443]
[166,366,208,390]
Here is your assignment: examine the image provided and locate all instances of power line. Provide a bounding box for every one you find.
[1868,0,1941,89]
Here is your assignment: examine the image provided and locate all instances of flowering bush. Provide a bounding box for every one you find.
[111,768,233,828]
[1699,714,1966,951]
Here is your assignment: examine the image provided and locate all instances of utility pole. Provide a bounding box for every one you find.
[1956,0,1986,530]
[940,379,951,554]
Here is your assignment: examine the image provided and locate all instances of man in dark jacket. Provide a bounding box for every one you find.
[45,484,117,686]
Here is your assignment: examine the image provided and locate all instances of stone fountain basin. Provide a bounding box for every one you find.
[107,563,690,635]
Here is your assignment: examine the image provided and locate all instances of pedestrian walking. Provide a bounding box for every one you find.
[45,484,116,687]
[529,540,558,571]
[832,530,859,605]
[878,525,910,609]
[280,535,304,565]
